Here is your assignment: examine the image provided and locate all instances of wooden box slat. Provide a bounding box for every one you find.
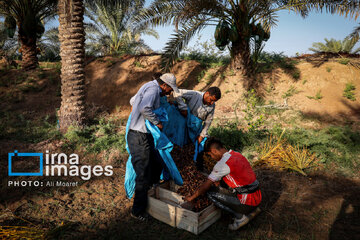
[147,182,221,235]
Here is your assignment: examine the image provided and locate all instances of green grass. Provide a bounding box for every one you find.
[255,52,300,78]
[180,52,230,69]
[18,78,43,93]
[307,90,323,100]
[343,82,356,101]
[0,111,61,143]
[338,58,350,65]
[326,66,332,72]
[210,123,360,176]
[205,73,214,84]
[275,126,360,175]
[63,118,126,154]
[265,82,274,93]
[282,85,299,98]
[291,70,301,80]
[134,61,144,68]
[40,62,61,70]
[38,71,47,79]
[226,69,235,76]
[197,70,206,82]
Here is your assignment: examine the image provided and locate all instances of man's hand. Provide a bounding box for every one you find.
[180,110,188,118]
[184,195,194,202]
[156,123,163,131]
[197,135,204,144]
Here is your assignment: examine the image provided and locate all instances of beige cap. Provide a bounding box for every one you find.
[160,73,179,93]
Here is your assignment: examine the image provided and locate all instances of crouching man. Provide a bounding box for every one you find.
[184,138,262,230]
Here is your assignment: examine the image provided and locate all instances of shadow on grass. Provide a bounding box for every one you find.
[54,170,360,240]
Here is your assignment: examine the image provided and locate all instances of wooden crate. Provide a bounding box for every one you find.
[147,182,221,235]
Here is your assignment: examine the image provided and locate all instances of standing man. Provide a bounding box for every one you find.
[185,138,262,230]
[174,87,221,144]
[128,73,179,221]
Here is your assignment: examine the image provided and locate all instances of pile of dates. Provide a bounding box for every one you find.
[172,144,212,212]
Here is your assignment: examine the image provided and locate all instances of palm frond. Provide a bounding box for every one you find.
[348,23,360,42]
[309,37,360,54]
[161,18,207,70]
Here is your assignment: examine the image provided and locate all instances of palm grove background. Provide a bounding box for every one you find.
[0,1,360,239]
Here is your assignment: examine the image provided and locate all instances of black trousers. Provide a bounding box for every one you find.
[127,130,164,216]
[207,187,256,218]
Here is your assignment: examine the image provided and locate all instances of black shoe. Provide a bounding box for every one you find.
[130,212,151,222]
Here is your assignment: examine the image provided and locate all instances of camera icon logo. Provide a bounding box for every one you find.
[8,150,43,176]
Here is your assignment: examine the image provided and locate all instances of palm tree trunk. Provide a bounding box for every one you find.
[18,33,38,70]
[231,39,255,89]
[58,0,86,133]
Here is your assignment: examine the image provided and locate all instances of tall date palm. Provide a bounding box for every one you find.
[84,0,158,56]
[57,0,129,132]
[0,0,57,70]
[58,0,87,132]
[136,0,360,87]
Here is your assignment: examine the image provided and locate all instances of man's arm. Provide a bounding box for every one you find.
[199,108,214,138]
[174,89,196,112]
[184,179,214,202]
[138,89,161,126]
[185,160,230,202]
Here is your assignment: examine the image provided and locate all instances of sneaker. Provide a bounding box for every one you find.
[130,212,150,222]
[248,207,261,220]
[228,215,249,230]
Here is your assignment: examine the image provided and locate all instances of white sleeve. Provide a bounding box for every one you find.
[208,161,230,182]
[130,94,136,106]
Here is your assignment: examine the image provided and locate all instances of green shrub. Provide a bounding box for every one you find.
[307,90,323,100]
[282,85,299,98]
[338,58,350,65]
[343,82,356,101]
[197,70,206,82]
[134,61,144,68]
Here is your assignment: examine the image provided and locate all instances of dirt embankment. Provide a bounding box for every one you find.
[84,55,360,125]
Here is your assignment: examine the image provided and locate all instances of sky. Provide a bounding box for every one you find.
[43,4,359,57]
[140,10,359,57]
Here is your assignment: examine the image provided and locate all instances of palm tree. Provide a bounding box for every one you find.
[84,0,158,56]
[136,0,360,86]
[309,37,360,54]
[58,0,87,132]
[38,27,60,61]
[0,0,57,70]
[57,0,127,132]
[135,0,310,81]
[0,21,19,66]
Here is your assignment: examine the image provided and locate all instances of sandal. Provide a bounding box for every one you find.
[228,215,249,230]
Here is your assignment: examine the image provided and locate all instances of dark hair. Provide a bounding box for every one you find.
[204,137,225,152]
[157,78,165,85]
[153,72,162,80]
[207,86,221,100]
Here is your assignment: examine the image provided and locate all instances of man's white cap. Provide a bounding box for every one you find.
[160,73,179,93]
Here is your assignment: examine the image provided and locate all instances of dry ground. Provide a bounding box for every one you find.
[0,55,359,239]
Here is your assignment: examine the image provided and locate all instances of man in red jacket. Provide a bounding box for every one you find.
[185,138,262,230]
